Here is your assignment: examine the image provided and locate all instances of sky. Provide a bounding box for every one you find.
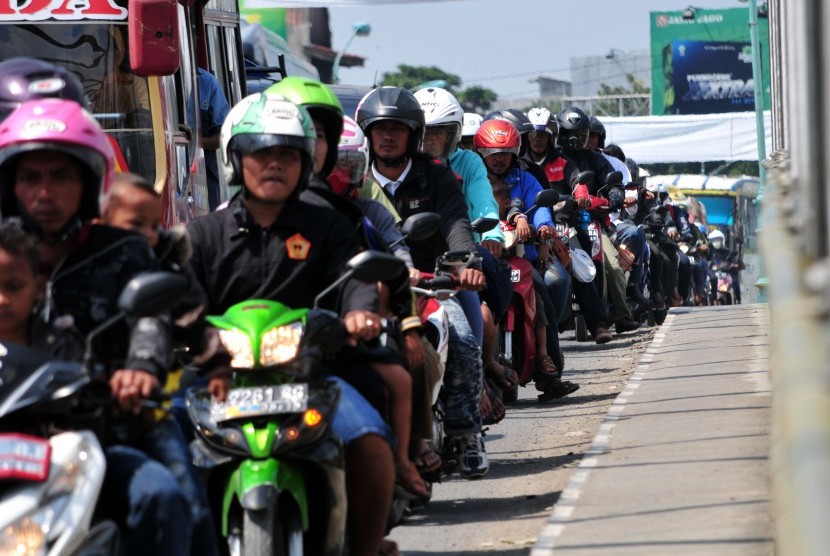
[329,0,748,99]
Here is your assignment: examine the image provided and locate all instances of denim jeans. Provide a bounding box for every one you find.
[677,250,692,300]
[532,267,563,360]
[136,419,219,556]
[329,375,394,446]
[693,259,710,297]
[440,296,483,436]
[456,289,484,349]
[544,258,571,326]
[101,444,193,556]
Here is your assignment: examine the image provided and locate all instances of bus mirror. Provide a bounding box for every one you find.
[129,0,180,76]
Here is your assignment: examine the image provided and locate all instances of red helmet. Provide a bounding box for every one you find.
[474,119,520,158]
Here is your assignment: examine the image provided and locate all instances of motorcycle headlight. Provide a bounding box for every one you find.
[260,322,303,367]
[0,435,101,556]
[218,329,254,369]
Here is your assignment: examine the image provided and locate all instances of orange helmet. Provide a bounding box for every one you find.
[473,119,520,158]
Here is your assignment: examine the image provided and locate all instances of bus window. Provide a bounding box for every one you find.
[0,23,156,182]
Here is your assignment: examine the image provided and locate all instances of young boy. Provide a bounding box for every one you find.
[0,224,40,346]
[99,173,219,556]
[101,172,162,248]
[0,223,83,358]
[101,173,192,271]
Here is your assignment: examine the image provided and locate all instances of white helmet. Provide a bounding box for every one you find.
[708,229,726,249]
[330,115,369,197]
[527,107,557,136]
[462,112,483,138]
[414,87,463,157]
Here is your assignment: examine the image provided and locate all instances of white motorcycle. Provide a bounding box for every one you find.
[0,272,188,556]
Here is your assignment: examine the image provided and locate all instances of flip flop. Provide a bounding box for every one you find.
[413,446,442,474]
[485,363,519,390]
[482,379,506,425]
[395,461,431,500]
[537,380,580,402]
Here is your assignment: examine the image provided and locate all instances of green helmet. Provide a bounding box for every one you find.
[265,77,344,178]
[220,92,317,191]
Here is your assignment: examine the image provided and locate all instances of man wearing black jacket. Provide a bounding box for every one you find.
[0,99,197,555]
[188,94,397,556]
[357,86,491,480]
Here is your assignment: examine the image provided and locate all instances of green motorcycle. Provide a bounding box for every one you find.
[186,251,404,556]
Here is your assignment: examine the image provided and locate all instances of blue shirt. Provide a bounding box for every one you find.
[447,147,504,244]
[197,69,231,209]
[503,166,553,262]
[197,68,231,134]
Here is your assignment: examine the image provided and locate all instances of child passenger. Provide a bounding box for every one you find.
[0,223,82,358]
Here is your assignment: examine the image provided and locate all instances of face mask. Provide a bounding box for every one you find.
[624,189,638,217]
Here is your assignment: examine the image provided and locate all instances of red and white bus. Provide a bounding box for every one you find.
[0,0,245,225]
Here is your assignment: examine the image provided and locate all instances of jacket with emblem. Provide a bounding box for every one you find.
[186,193,378,316]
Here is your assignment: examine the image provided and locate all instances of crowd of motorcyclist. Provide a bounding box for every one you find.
[0,56,744,556]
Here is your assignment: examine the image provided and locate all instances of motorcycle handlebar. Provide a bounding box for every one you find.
[416,274,458,290]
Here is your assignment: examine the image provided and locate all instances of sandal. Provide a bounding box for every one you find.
[535,355,559,377]
[395,460,431,500]
[413,442,442,475]
[482,379,506,425]
[537,379,580,402]
[485,361,519,390]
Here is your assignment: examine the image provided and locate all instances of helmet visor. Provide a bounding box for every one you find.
[478,146,519,158]
[334,149,368,186]
[558,128,589,150]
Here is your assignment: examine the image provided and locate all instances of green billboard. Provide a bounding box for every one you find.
[650,8,770,115]
[239,1,287,38]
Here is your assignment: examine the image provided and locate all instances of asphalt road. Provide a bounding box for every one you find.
[388,324,657,555]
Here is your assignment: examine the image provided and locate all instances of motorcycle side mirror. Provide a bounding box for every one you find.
[571,170,595,188]
[128,0,181,76]
[400,212,441,241]
[118,272,191,317]
[606,170,623,186]
[533,189,561,208]
[470,217,500,234]
[313,251,406,309]
[348,251,406,283]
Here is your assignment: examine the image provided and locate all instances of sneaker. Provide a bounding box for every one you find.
[592,323,613,344]
[614,317,641,333]
[453,433,489,479]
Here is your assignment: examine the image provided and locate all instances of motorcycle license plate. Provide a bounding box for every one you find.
[0,433,50,482]
[210,384,308,422]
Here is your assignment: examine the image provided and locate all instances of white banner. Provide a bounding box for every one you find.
[603,111,772,164]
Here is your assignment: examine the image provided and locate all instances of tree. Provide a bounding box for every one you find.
[457,85,497,113]
[381,64,462,91]
[380,64,498,113]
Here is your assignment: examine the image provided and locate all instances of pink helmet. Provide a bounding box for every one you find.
[0,99,114,221]
[330,115,369,197]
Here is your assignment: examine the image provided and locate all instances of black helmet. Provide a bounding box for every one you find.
[483,108,534,136]
[0,58,86,122]
[625,158,640,183]
[589,116,606,149]
[356,86,424,158]
[483,108,534,156]
[556,107,591,151]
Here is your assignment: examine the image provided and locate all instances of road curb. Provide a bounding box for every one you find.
[530,312,678,555]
